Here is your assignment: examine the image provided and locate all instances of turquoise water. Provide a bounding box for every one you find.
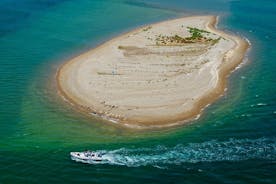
[0,0,275,183]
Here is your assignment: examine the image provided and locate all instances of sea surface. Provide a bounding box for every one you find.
[0,0,276,183]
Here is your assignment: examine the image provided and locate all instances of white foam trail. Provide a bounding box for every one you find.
[71,137,276,167]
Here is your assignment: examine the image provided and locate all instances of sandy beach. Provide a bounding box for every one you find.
[57,15,249,129]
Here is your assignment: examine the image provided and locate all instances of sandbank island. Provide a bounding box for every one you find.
[57,16,249,129]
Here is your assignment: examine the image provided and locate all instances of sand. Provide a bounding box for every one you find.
[57,15,249,129]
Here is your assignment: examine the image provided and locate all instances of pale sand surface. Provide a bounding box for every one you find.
[57,16,249,129]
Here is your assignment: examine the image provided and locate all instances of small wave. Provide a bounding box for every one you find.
[72,137,276,167]
[240,114,252,118]
[250,103,268,108]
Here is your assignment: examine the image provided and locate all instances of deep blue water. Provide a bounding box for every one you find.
[0,0,275,183]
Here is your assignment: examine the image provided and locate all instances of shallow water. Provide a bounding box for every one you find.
[0,0,275,183]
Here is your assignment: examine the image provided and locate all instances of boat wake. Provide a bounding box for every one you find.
[71,137,276,167]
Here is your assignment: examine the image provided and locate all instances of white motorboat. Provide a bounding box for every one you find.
[70,151,105,162]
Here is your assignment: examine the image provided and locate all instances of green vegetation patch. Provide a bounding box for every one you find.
[142,26,152,32]
[155,27,221,46]
[187,27,210,39]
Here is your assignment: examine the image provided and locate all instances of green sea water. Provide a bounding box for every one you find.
[0,0,275,183]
